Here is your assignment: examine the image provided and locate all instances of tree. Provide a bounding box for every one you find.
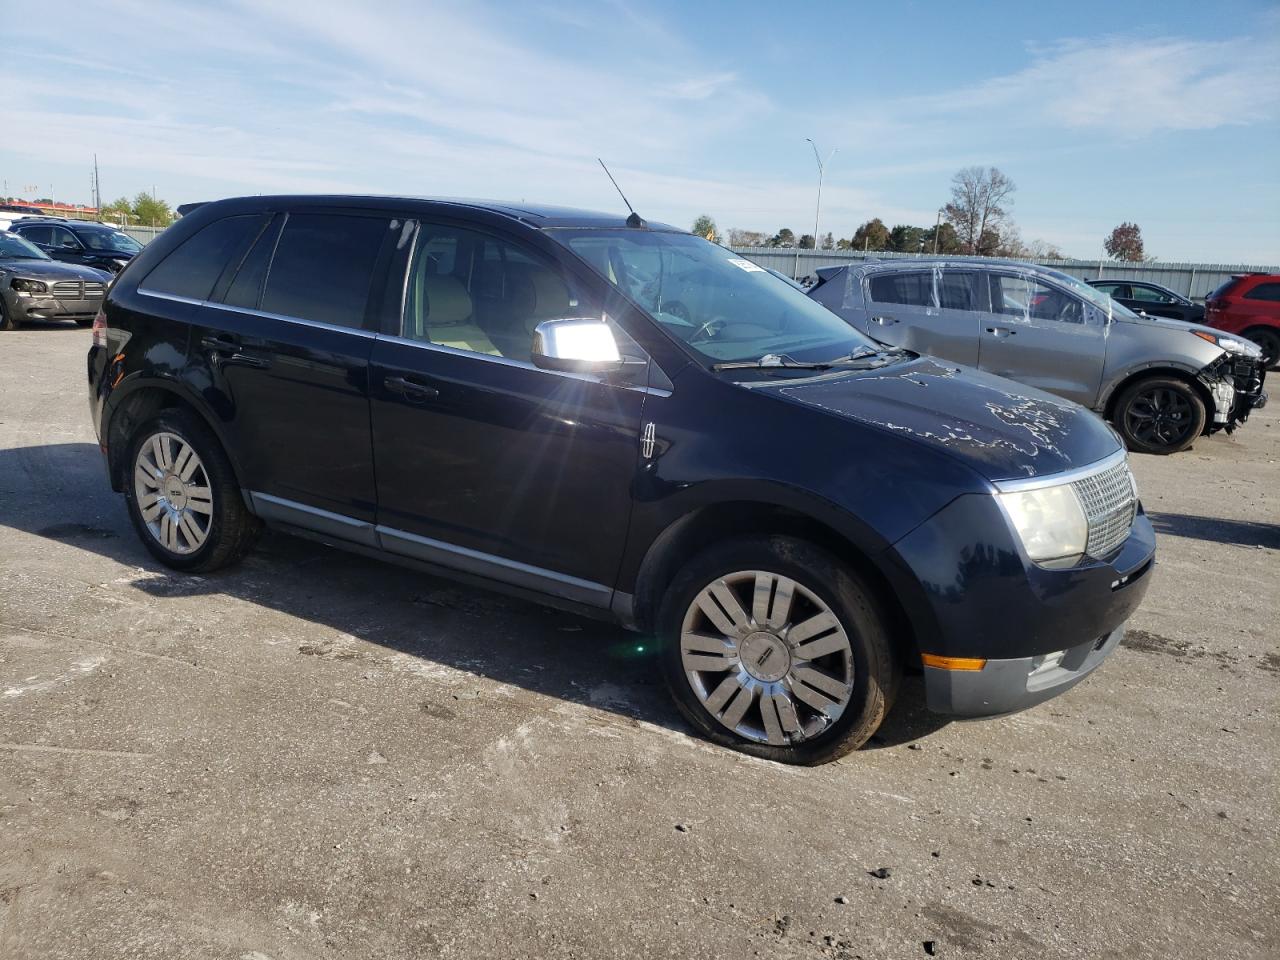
[1104,222,1145,261]
[889,224,928,254]
[798,234,815,249]
[132,191,173,226]
[821,232,834,250]
[923,221,962,255]
[1025,238,1067,260]
[851,218,891,251]
[943,166,1016,254]
[100,196,133,224]
[766,228,796,248]
[691,215,717,243]
[729,228,768,248]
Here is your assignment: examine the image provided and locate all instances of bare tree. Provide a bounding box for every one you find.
[944,166,1016,254]
[728,229,768,247]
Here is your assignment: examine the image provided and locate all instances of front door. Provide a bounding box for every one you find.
[978,272,1106,407]
[368,219,648,607]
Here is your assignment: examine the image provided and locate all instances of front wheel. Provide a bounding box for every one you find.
[659,536,900,765]
[124,409,261,572]
[1112,376,1206,455]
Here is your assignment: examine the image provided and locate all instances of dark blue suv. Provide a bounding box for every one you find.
[87,196,1156,764]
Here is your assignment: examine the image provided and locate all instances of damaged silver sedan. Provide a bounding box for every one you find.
[809,260,1268,454]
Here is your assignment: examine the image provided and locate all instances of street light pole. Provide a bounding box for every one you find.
[798,138,837,279]
[933,207,944,255]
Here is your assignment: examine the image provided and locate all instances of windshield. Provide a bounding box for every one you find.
[77,227,142,255]
[0,232,51,260]
[1042,267,1140,320]
[549,229,879,364]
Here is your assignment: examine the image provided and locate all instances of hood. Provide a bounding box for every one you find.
[0,258,111,282]
[755,356,1121,482]
[1114,312,1261,358]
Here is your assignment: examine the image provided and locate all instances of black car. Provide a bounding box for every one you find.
[87,196,1156,764]
[10,217,143,274]
[0,231,110,330]
[1087,279,1204,324]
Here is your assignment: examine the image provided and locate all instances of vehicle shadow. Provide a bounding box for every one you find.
[1149,512,1280,549]
[1,442,944,752]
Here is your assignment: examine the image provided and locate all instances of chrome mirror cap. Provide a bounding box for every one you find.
[532,318,624,374]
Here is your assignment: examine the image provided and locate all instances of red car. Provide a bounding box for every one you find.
[1204,273,1280,368]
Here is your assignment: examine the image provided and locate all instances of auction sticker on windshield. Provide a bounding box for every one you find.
[727,258,765,272]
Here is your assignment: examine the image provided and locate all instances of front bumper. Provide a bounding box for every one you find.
[9,290,102,322]
[925,624,1125,716]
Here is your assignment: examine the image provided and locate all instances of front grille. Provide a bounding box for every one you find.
[49,280,104,299]
[1071,459,1137,560]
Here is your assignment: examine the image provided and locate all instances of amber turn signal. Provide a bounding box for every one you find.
[921,653,987,671]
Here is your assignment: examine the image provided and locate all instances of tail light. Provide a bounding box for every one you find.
[91,309,107,347]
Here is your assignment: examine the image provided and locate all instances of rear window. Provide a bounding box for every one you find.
[141,216,262,301]
[868,272,932,306]
[259,213,389,329]
[1243,281,1280,302]
[1208,277,1243,300]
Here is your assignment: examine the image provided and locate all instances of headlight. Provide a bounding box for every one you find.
[1193,329,1261,357]
[996,483,1088,566]
[10,277,48,294]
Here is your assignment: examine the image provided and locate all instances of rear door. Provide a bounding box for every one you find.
[188,209,396,531]
[367,217,648,606]
[977,272,1106,406]
[863,269,982,365]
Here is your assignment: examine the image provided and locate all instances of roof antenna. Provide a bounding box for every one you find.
[598,158,646,228]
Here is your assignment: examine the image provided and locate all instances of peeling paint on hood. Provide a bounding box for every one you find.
[757,356,1122,481]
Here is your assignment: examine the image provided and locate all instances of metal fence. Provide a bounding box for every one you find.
[122,225,167,246]
[731,248,1278,302]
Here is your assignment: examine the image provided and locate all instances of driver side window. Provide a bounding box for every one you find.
[403,223,589,362]
[989,274,1082,324]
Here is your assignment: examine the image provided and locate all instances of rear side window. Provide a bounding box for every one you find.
[868,272,932,306]
[260,213,388,328]
[141,215,261,301]
[1243,281,1280,302]
[16,224,54,246]
[937,272,976,310]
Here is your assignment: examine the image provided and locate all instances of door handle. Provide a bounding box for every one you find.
[871,315,897,325]
[384,375,440,401]
[985,326,1017,337]
[200,333,270,368]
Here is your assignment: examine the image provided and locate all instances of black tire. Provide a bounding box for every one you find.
[658,535,900,765]
[0,298,19,331]
[1112,376,1206,455]
[1244,327,1280,369]
[124,408,261,572]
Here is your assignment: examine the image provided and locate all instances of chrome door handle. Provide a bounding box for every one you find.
[985,326,1017,337]
[871,315,897,325]
[384,375,439,401]
[201,334,270,368]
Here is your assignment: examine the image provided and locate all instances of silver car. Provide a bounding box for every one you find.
[808,259,1268,454]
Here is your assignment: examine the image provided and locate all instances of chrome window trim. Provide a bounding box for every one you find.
[136,288,377,338]
[992,448,1129,494]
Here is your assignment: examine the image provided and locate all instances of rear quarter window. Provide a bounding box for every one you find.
[141,215,263,301]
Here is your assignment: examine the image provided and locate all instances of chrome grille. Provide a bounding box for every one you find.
[1071,459,1137,559]
[50,280,104,299]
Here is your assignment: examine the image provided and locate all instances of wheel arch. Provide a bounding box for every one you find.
[623,500,928,667]
[1102,365,1215,427]
[104,377,245,494]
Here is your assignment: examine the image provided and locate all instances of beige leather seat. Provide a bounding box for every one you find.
[419,274,499,356]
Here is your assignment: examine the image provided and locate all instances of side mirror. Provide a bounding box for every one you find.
[532,318,624,374]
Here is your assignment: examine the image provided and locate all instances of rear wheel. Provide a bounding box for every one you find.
[659,536,900,765]
[1112,376,1206,455]
[1244,327,1279,369]
[124,409,261,572]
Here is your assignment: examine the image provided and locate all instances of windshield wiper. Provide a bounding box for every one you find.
[712,353,835,371]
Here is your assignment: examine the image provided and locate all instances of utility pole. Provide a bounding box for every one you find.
[796,138,836,279]
[93,154,102,213]
[932,207,944,254]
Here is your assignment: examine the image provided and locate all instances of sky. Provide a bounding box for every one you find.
[1,0,1278,263]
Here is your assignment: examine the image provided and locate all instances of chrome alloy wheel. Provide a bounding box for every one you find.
[133,432,213,555]
[679,571,854,746]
